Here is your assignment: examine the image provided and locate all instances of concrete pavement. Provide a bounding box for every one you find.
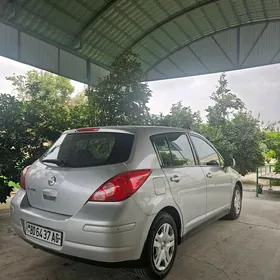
[1,191,280,280]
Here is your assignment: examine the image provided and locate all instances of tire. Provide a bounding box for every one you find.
[225,184,242,220]
[134,212,178,280]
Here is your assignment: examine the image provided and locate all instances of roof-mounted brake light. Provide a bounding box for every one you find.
[76,127,100,132]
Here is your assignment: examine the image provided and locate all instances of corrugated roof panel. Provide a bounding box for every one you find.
[80,0,107,13]
[26,0,81,34]
[86,22,124,48]
[175,0,199,9]
[115,0,153,31]
[60,49,87,83]
[108,10,142,39]
[136,36,166,58]
[0,22,18,60]
[271,52,280,64]
[123,13,151,33]
[90,63,110,85]
[114,15,140,36]
[175,14,201,40]
[94,9,116,29]
[163,21,191,45]
[136,0,167,23]
[21,33,59,73]
[146,68,166,81]
[57,0,93,20]
[230,0,250,23]
[14,8,34,28]
[213,28,238,67]
[190,36,235,72]
[188,9,212,35]
[3,0,280,83]
[243,21,280,67]
[156,58,185,78]
[132,46,159,66]
[14,9,73,46]
[201,4,227,31]
[138,59,149,70]
[154,0,182,15]
[265,0,280,19]
[151,29,179,52]
[239,22,267,65]
[85,30,124,56]
[168,46,209,75]
[247,0,266,21]
[217,0,238,27]
[80,42,115,63]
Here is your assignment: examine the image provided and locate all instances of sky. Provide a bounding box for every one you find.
[1,55,280,124]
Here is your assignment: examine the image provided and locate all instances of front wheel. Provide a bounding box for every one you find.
[135,212,178,279]
[225,184,242,220]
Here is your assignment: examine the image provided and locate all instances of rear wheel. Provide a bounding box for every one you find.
[134,212,178,279]
[225,184,242,220]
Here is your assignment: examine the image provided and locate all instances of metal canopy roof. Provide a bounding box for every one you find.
[1,0,280,84]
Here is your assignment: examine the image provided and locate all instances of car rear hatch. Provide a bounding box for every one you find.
[25,129,135,216]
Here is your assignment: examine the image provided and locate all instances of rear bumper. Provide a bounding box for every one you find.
[11,189,155,263]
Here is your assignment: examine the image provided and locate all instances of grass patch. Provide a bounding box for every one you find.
[9,181,20,190]
[0,176,20,191]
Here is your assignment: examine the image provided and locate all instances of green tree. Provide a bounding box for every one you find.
[265,132,280,172]
[163,101,202,130]
[0,71,91,203]
[149,102,202,130]
[7,70,82,142]
[0,94,37,203]
[7,70,74,103]
[202,73,264,175]
[206,72,245,127]
[68,91,95,128]
[87,51,152,125]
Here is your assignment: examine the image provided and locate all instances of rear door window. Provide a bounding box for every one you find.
[166,133,195,166]
[151,133,195,167]
[152,134,173,167]
[41,132,134,167]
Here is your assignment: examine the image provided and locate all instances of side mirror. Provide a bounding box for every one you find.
[224,158,236,168]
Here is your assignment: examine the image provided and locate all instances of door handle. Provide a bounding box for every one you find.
[170,175,180,183]
[206,172,212,178]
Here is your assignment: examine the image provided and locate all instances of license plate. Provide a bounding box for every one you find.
[25,222,63,246]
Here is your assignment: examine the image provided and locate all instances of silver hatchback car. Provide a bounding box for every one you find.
[11,126,242,279]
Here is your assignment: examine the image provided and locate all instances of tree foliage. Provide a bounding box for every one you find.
[0,59,273,202]
[87,51,151,125]
[200,73,264,175]
[206,73,245,127]
[149,102,202,130]
[0,71,91,203]
[265,132,280,172]
[0,94,32,202]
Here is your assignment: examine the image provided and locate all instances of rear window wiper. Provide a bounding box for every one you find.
[41,159,68,166]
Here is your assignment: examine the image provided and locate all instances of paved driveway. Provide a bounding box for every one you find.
[1,191,280,280]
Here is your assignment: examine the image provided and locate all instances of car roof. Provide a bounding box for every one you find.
[63,126,193,136]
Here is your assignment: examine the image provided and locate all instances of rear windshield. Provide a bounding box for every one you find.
[40,132,134,168]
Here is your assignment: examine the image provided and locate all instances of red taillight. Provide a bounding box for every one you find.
[76,127,100,132]
[89,169,152,202]
[20,166,30,190]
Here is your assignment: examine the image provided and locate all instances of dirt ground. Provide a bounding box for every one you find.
[1,191,280,280]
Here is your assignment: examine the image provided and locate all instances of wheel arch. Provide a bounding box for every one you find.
[159,206,183,244]
[235,180,243,196]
